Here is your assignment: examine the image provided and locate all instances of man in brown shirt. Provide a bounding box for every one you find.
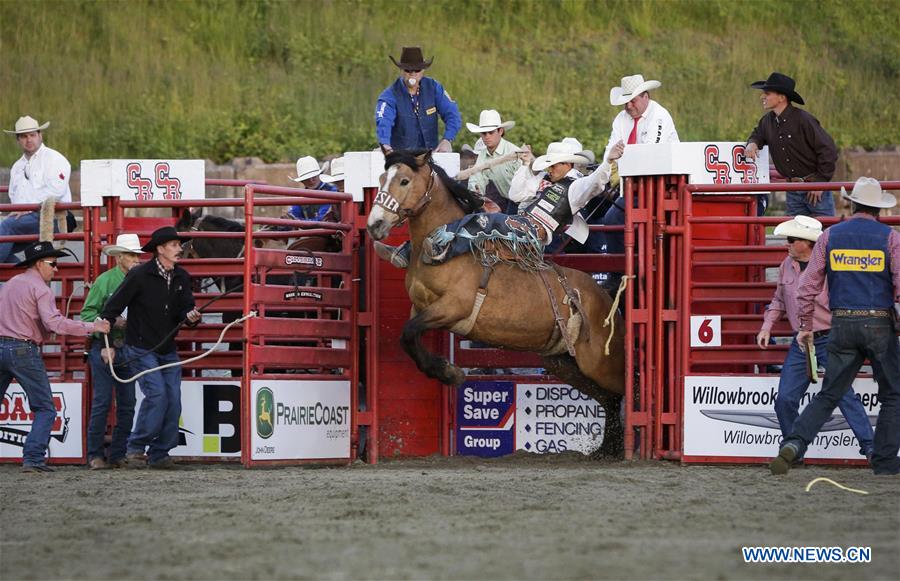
[744,72,838,217]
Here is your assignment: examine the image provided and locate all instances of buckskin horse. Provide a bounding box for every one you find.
[366,150,626,456]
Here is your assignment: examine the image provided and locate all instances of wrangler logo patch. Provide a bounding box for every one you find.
[829,249,885,272]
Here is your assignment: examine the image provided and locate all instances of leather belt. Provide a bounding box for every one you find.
[812,330,829,339]
[832,309,891,318]
[0,336,37,346]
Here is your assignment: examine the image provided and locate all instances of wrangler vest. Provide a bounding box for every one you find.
[523,177,575,236]
[825,216,893,310]
[390,77,439,150]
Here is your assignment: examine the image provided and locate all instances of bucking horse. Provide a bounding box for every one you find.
[366,151,626,456]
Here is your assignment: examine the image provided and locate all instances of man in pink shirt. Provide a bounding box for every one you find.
[0,241,110,472]
[757,216,873,462]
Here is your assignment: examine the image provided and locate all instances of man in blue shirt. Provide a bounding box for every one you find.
[375,46,461,154]
[288,156,337,222]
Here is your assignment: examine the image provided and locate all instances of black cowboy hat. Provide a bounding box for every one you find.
[141,226,192,252]
[389,46,433,71]
[14,241,68,267]
[750,72,805,105]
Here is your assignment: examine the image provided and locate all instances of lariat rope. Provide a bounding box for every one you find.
[102,311,256,383]
[805,477,868,495]
[602,275,634,356]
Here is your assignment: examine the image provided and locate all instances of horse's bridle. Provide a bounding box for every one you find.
[374,169,436,225]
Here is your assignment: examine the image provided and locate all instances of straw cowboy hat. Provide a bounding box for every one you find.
[466,110,515,134]
[773,215,823,242]
[841,176,896,209]
[14,241,68,268]
[320,157,345,184]
[532,140,590,172]
[750,72,805,105]
[610,74,661,106]
[102,233,144,256]
[290,156,323,183]
[389,46,433,71]
[4,115,50,135]
[141,226,191,253]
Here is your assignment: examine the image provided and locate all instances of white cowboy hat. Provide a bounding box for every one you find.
[102,233,144,256]
[290,156,323,182]
[610,74,662,106]
[466,109,515,134]
[320,157,345,184]
[841,176,896,209]
[773,215,823,242]
[4,115,50,135]
[533,141,590,172]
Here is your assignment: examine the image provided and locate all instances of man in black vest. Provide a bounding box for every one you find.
[770,178,900,476]
[375,46,461,154]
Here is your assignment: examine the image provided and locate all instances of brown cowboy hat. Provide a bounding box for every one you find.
[389,46,433,71]
[750,72,805,105]
[141,226,192,252]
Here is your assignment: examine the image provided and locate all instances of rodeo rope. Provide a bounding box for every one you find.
[602,275,634,355]
[102,311,256,383]
[804,477,869,495]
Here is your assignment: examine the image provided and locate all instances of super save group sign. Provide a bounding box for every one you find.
[684,376,885,461]
[456,382,606,457]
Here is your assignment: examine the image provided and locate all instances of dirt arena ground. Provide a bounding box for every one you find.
[2,453,897,580]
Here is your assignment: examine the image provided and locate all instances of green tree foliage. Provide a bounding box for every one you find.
[1,0,898,166]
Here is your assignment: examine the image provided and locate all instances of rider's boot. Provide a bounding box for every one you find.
[421,237,451,265]
[373,241,409,269]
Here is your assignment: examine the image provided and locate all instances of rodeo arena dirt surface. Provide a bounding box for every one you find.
[0,456,898,580]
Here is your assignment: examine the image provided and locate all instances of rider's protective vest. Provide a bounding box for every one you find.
[390,77,439,150]
[825,216,894,310]
[523,177,575,236]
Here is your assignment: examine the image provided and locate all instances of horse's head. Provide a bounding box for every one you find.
[366,150,436,240]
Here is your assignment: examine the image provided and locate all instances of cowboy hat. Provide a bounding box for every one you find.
[533,141,590,172]
[841,176,897,209]
[560,137,594,164]
[389,46,433,71]
[4,115,50,135]
[290,156,323,183]
[102,233,144,256]
[610,74,661,106]
[466,110,515,134]
[320,157,345,184]
[141,226,191,253]
[773,215,823,242]
[14,241,67,267]
[750,72,805,105]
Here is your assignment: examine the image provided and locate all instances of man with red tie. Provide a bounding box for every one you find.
[595,74,679,290]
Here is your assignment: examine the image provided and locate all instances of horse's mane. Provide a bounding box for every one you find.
[385,150,484,214]
[199,213,244,232]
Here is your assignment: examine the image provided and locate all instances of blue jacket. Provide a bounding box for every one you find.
[825,216,894,310]
[375,77,461,150]
[290,181,338,221]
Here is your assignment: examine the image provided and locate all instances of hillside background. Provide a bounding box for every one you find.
[2,0,899,167]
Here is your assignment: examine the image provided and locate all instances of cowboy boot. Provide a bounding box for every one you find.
[373,241,409,269]
[421,237,451,264]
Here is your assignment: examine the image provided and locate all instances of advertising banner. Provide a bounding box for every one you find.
[249,380,351,461]
[0,383,83,461]
[80,159,205,206]
[683,375,883,461]
[455,381,606,457]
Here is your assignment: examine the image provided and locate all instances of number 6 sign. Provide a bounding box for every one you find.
[690,316,721,347]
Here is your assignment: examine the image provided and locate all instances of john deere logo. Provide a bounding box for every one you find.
[256,387,275,439]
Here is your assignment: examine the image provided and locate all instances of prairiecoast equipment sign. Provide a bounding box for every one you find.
[80,159,205,207]
[250,380,351,461]
[683,375,886,461]
[0,383,83,461]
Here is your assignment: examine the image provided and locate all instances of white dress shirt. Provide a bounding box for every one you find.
[8,144,72,205]
[602,99,679,163]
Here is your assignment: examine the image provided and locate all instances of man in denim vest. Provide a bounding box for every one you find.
[375,46,461,154]
[770,178,900,476]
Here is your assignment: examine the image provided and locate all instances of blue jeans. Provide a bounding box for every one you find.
[0,212,58,263]
[786,316,900,474]
[124,346,182,463]
[785,190,835,217]
[86,342,136,462]
[0,338,56,466]
[775,334,873,454]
